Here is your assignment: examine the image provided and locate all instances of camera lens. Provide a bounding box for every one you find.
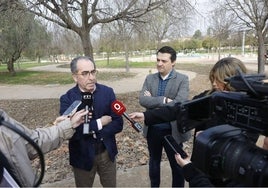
[222,139,268,186]
[192,124,268,186]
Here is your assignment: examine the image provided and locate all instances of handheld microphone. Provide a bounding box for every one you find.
[63,100,81,116]
[81,92,93,135]
[111,100,143,133]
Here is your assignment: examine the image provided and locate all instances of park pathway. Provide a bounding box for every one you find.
[0,66,196,100]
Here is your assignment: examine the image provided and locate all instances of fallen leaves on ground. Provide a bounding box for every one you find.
[0,73,208,184]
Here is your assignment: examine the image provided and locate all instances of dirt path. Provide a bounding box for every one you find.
[0,66,196,99]
[0,54,262,100]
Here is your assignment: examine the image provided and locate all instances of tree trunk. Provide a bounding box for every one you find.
[106,52,110,66]
[7,59,16,76]
[156,40,162,50]
[80,30,93,58]
[124,41,130,72]
[257,31,266,74]
[217,41,221,60]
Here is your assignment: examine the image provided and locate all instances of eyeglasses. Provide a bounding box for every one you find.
[76,70,97,77]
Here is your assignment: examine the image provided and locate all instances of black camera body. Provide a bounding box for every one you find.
[177,91,268,136]
[176,73,268,186]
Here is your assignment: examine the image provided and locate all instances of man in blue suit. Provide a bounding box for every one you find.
[60,56,123,187]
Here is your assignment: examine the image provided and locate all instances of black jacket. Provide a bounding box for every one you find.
[144,90,212,132]
[182,163,214,187]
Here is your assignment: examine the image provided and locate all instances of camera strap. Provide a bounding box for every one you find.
[0,115,45,187]
[0,150,20,187]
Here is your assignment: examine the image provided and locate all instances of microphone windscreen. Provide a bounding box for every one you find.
[81,92,93,106]
[111,100,126,115]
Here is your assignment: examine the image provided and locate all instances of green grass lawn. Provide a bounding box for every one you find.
[0,70,136,85]
[57,59,156,69]
[0,61,54,71]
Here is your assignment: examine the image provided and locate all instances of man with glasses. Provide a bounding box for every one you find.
[60,56,123,187]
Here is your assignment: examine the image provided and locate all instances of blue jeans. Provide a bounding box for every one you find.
[147,125,185,187]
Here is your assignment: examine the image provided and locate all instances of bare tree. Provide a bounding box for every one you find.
[99,19,139,72]
[144,0,192,49]
[49,24,83,60]
[97,25,121,65]
[116,20,137,72]
[24,0,167,58]
[224,0,268,73]
[208,5,235,60]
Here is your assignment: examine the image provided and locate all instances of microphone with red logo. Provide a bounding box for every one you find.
[111,100,143,133]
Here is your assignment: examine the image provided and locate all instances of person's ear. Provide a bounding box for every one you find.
[72,74,78,83]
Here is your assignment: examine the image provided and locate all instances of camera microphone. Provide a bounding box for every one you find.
[81,92,93,135]
[111,100,143,133]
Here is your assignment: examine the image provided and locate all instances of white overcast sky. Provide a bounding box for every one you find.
[189,0,216,35]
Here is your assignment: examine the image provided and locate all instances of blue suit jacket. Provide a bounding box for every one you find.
[60,84,123,171]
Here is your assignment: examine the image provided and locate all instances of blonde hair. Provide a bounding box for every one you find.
[209,57,247,91]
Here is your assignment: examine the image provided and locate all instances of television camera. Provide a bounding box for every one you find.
[176,71,268,186]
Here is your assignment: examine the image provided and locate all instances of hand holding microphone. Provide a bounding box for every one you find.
[111,100,143,133]
[128,112,145,122]
[70,109,90,129]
